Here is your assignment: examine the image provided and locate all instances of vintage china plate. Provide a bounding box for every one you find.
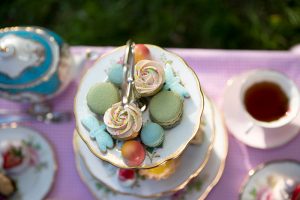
[74,44,204,168]
[239,160,300,200]
[223,70,300,149]
[0,126,57,200]
[74,94,214,198]
[74,98,228,200]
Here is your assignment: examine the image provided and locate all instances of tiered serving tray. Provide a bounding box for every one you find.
[74,44,204,169]
[73,44,228,199]
[73,97,228,199]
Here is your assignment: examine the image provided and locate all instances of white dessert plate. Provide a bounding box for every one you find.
[239,160,300,200]
[74,95,214,198]
[74,44,204,169]
[0,126,57,200]
[74,97,228,200]
[223,70,300,149]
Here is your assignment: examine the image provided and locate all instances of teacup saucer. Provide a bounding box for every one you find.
[223,70,300,149]
[0,126,57,200]
[239,159,300,200]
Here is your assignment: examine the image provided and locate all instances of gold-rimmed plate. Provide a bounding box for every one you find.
[74,44,204,169]
[0,126,57,200]
[239,159,300,200]
[74,97,228,200]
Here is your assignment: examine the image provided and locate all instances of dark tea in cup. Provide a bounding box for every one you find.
[243,82,289,122]
[240,70,300,128]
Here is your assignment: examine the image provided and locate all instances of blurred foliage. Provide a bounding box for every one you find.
[1,0,300,49]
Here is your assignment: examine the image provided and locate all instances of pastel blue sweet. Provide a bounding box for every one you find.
[163,63,190,98]
[141,122,165,148]
[81,115,114,153]
[108,63,123,86]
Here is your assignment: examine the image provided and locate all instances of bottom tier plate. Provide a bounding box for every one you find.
[74,99,228,200]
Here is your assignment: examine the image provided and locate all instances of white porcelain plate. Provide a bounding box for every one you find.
[0,126,57,200]
[74,97,228,200]
[240,160,300,200]
[74,44,204,168]
[223,70,300,149]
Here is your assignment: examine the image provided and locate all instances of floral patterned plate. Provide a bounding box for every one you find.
[0,126,57,200]
[74,94,213,198]
[239,160,300,200]
[74,44,204,169]
[74,97,228,200]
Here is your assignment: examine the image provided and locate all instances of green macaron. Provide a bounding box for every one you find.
[149,91,184,129]
[141,122,165,147]
[86,82,120,115]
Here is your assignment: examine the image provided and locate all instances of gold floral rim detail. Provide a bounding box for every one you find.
[0,124,58,200]
[0,26,60,89]
[238,159,300,200]
[74,44,205,169]
[198,103,229,200]
[73,94,215,198]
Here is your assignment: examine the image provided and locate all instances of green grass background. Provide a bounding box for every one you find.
[1,0,300,49]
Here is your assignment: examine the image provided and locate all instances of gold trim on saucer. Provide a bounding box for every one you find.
[0,125,58,200]
[73,95,214,198]
[74,44,205,169]
[238,159,300,200]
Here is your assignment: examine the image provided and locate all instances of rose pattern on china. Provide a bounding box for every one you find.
[104,102,142,140]
[134,60,165,97]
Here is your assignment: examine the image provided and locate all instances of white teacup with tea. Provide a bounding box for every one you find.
[240,69,300,130]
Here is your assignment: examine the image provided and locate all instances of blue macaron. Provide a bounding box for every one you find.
[141,122,165,147]
[108,63,123,86]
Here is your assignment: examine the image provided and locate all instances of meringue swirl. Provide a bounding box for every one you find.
[104,102,142,140]
[134,60,165,97]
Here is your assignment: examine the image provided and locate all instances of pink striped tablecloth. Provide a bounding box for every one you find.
[1,46,300,200]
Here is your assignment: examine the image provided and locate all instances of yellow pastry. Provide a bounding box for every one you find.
[139,159,178,180]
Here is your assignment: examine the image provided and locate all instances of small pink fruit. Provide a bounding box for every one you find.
[121,140,145,167]
[134,44,151,63]
[118,168,136,187]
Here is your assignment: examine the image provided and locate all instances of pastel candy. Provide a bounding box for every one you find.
[121,140,145,167]
[81,115,114,153]
[163,63,190,98]
[141,122,165,147]
[108,63,123,86]
[86,82,120,115]
[134,44,151,63]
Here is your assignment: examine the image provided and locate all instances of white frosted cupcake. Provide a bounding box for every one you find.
[104,102,142,140]
[134,60,165,97]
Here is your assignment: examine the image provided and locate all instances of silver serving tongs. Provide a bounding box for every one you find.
[121,40,135,107]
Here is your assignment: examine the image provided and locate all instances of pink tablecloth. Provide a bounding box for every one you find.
[1,46,300,200]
